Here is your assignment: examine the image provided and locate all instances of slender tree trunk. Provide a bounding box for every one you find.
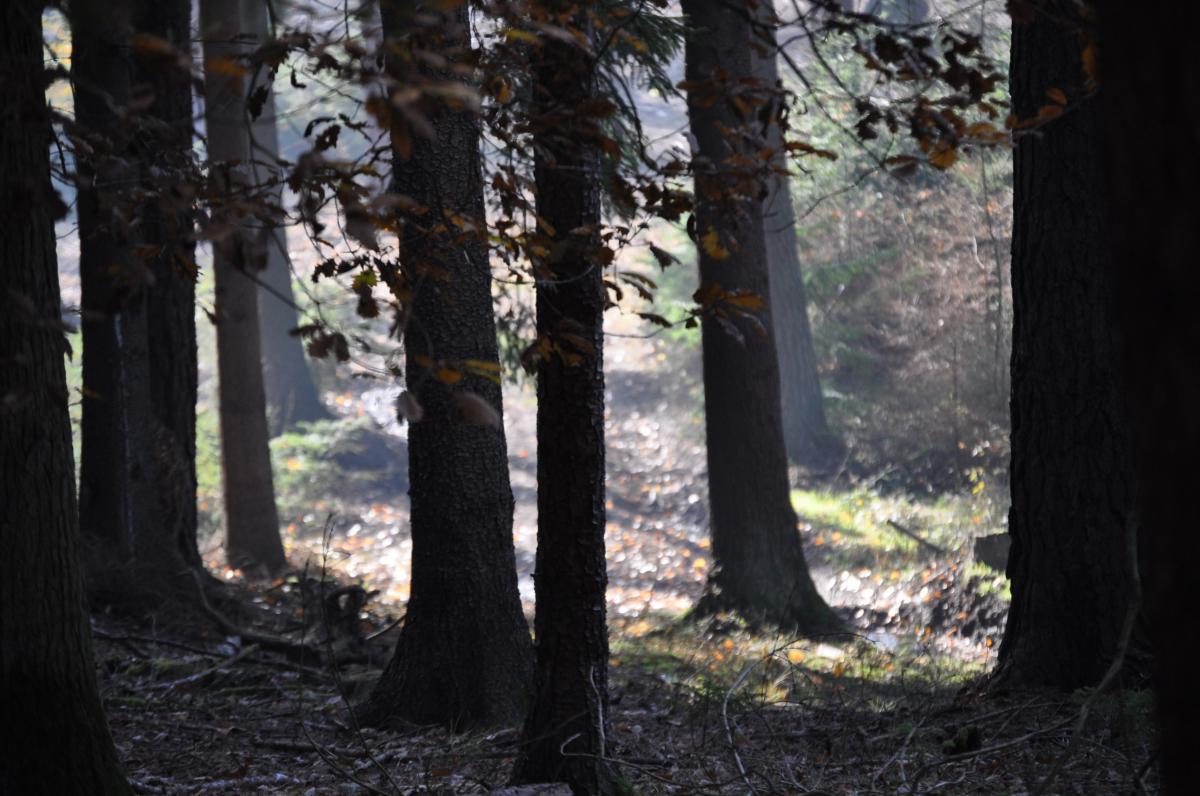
[249,22,331,435]
[1101,2,1197,791]
[752,13,838,468]
[134,0,202,567]
[682,0,841,635]
[362,2,532,729]
[0,4,131,791]
[73,0,167,564]
[511,9,618,794]
[200,0,287,574]
[993,3,1138,690]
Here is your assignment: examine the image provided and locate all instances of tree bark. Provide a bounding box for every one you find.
[362,2,533,729]
[682,0,841,635]
[200,0,287,574]
[133,0,203,567]
[994,3,1138,689]
[1101,2,1198,791]
[510,10,618,794]
[752,13,838,468]
[0,3,131,791]
[73,0,166,564]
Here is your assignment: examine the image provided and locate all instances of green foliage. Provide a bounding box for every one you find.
[967,562,1011,601]
[789,483,1005,572]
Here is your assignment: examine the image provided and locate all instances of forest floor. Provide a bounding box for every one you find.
[89,319,1158,794]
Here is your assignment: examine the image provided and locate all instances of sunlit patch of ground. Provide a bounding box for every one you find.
[198,308,1011,675]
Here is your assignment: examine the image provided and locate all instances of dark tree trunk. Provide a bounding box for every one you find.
[133,0,202,567]
[1101,2,1198,791]
[250,26,332,436]
[0,3,131,791]
[682,0,841,635]
[510,10,618,794]
[752,15,838,468]
[362,2,532,729]
[200,0,287,575]
[994,3,1138,690]
[73,0,167,564]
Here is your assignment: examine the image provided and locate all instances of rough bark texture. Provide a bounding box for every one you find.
[752,15,838,468]
[511,13,619,795]
[134,0,202,567]
[682,0,841,635]
[1101,2,1199,791]
[0,4,131,791]
[995,4,1138,689]
[362,3,533,729]
[200,0,287,574]
[73,0,167,564]
[252,50,331,436]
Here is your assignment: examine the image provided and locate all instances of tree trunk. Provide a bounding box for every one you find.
[752,14,838,468]
[200,0,287,575]
[510,10,618,794]
[994,4,1138,689]
[134,0,202,567]
[73,0,167,565]
[1101,2,1197,791]
[682,0,841,635]
[0,3,131,791]
[249,20,332,436]
[362,2,532,729]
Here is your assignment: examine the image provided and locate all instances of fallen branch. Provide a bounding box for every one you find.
[141,644,260,691]
[365,614,404,642]
[886,519,947,556]
[906,716,1074,794]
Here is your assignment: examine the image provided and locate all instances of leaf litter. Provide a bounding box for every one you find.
[100,319,1157,793]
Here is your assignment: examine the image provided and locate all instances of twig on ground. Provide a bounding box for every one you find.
[906,716,1074,794]
[724,658,765,796]
[318,515,404,794]
[871,715,925,788]
[365,614,404,641]
[141,644,260,691]
[886,519,948,556]
[91,628,224,659]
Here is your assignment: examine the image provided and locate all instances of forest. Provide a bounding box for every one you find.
[0,0,1195,794]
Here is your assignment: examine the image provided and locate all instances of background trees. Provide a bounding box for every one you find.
[250,0,333,436]
[682,0,841,635]
[200,0,287,574]
[136,0,204,570]
[1,2,131,790]
[752,5,839,469]
[72,0,167,566]
[5,0,1187,791]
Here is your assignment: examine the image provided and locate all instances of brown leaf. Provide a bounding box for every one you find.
[648,244,679,270]
[454,393,501,428]
[395,390,423,424]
